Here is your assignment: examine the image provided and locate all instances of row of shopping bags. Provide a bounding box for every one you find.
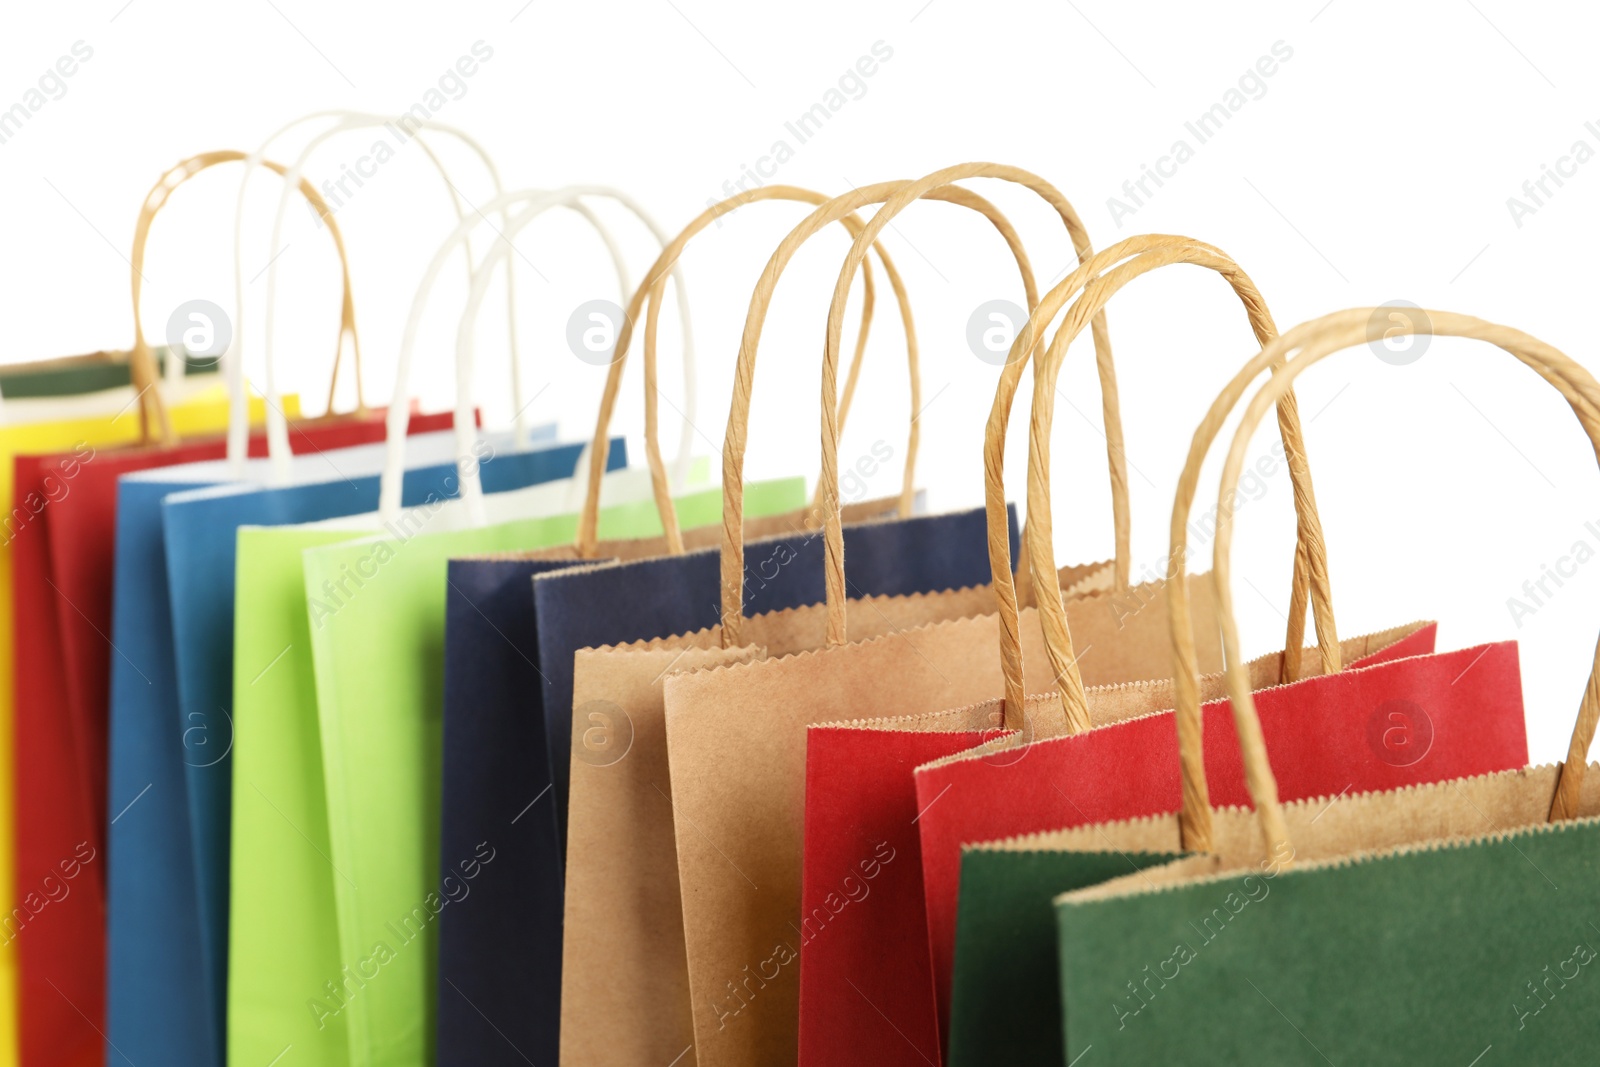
[1,121,672,1065]
[487,185,1575,1066]
[7,129,1025,1065]
[2,126,1593,1067]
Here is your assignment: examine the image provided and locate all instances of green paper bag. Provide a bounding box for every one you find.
[1054,779,1600,1065]
[937,614,1473,1065]
[1048,307,1600,1065]
[950,848,1179,1065]
[0,347,209,398]
[229,524,364,1067]
[227,470,803,1067]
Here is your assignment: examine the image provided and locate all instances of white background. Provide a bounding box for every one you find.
[3,0,1598,763]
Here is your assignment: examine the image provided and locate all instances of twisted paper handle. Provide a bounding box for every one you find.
[1188,308,1600,859]
[577,185,911,557]
[1022,240,1337,759]
[717,174,1044,646]
[129,150,360,444]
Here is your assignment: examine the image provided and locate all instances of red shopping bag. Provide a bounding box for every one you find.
[801,620,1440,1064]
[800,238,1536,1062]
[911,628,1526,1042]
[8,145,421,1066]
[11,406,453,1066]
[904,270,1535,1052]
[791,236,1454,1065]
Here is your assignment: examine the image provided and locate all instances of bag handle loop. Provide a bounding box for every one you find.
[719,171,1049,647]
[235,110,518,481]
[128,150,361,445]
[1182,308,1600,859]
[374,185,686,523]
[573,185,914,557]
[1022,239,1336,736]
[423,186,690,526]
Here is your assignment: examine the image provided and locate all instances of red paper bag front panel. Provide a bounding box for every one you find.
[912,638,1526,1054]
[796,624,1442,1064]
[798,728,994,1066]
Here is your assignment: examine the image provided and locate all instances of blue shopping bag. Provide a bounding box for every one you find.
[103,424,619,1066]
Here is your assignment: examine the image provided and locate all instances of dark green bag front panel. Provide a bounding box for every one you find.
[1056,822,1600,1065]
[949,848,1180,1065]
[0,349,210,397]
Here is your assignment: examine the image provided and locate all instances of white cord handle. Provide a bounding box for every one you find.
[259,112,516,480]
[383,189,622,525]
[375,184,695,523]
[229,109,521,479]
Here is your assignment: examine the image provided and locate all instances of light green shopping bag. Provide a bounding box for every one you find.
[230,523,366,1066]
[222,442,627,1067]
[225,468,803,1067]
[227,161,917,1064]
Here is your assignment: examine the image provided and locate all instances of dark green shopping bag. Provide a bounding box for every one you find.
[1044,308,1600,1064]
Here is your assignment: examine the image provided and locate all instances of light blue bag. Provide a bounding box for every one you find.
[104,424,615,1065]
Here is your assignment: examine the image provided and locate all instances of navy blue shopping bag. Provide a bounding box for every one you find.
[535,502,1009,837]
[103,425,621,1066]
[435,499,1013,1065]
[438,557,578,1066]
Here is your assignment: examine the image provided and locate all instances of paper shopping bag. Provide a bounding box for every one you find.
[20,411,309,1067]
[161,429,556,1006]
[299,470,796,1065]
[0,359,221,1067]
[801,240,1427,1061]
[2,393,225,1067]
[655,168,1180,1067]
[7,384,269,1067]
[907,281,1535,1060]
[433,182,896,1064]
[220,156,716,1065]
[0,151,354,1065]
[45,413,491,1067]
[228,162,744,1065]
[114,170,697,1067]
[106,417,500,1065]
[938,631,1519,1064]
[0,347,209,399]
[195,381,574,1067]
[47,143,420,1067]
[222,431,625,1065]
[1046,307,1600,1064]
[569,163,1145,1062]
[270,174,813,1067]
[530,181,947,843]
[558,167,1123,1066]
[1058,766,1600,1064]
[792,232,1364,1066]
[436,477,810,1063]
[662,204,1366,1063]
[808,623,1438,1061]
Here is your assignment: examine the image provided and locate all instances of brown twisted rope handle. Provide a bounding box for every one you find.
[809,164,1086,651]
[128,150,362,444]
[947,238,1324,735]
[1188,308,1600,861]
[1024,241,1337,744]
[718,175,1044,648]
[630,187,908,555]
[573,185,909,557]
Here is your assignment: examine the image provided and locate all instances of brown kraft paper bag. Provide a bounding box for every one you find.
[659,185,1345,1062]
[559,164,1141,1065]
